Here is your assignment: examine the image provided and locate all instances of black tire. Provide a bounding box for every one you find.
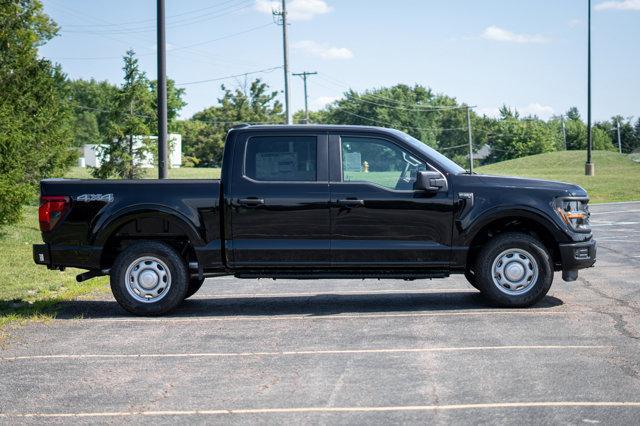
[185,277,205,299]
[110,241,189,316]
[464,268,480,290]
[474,232,553,308]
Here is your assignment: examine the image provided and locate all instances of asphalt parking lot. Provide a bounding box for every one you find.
[1,201,639,424]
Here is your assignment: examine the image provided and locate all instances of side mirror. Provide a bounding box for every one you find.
[416,171,448,192]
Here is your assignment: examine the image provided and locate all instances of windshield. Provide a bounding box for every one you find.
[388,129,465,175]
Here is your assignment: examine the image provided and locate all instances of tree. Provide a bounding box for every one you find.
[180,79,283,167]
[150,78,186,133]
[72,111,100,147]
[487,117,557,162]
[323,84,444,147]
[0,0,75,228]
[92,50,155,179]
[68,78,119,143]
[563,108,615,151]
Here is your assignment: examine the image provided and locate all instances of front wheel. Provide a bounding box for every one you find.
[185,277,205,299]
[474,232,553,307]
[110,241,189,316]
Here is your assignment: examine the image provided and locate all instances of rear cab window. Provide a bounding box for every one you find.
[244,136,317,182]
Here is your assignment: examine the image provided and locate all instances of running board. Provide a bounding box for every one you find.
[234,270,449,280]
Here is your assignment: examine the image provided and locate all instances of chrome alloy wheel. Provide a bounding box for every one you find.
[491,248,539,295]
[125,256,172,303]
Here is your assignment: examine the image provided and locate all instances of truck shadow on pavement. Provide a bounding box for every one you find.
[50,291,564,320]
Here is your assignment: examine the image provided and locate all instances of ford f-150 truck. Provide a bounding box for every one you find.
[33,125,596,315]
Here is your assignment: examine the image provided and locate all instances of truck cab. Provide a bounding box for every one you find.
[33,125,596,315]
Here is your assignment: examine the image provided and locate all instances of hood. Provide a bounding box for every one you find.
[476,174,587,197]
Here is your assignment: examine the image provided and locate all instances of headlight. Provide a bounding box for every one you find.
[554,198,590,232]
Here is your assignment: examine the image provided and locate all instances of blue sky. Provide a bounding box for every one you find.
[40,0,640,121]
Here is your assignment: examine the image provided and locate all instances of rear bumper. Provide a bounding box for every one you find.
[559,239,596,274]
[33,244,50,266]
[33,243,102,270]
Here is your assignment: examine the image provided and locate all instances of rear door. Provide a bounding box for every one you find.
[329,132,454,268]
[228,131,330,267]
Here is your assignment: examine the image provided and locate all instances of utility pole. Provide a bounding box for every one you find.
[292,71,317,123]
[561,115,567,150]
[616,119,622,154]
[585,0,594,175]
[273,1,291,124]
[157,0,168,179]
[466,106,474,173]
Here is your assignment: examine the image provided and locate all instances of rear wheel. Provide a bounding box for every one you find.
[474,232,553,307]
[110,241,188,316]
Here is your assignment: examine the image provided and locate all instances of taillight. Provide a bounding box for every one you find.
[39,196,70,232]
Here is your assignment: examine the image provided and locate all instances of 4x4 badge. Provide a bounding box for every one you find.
[76,194,114,203]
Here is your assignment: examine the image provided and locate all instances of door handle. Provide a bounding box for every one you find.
[337,199,364,207]
[238,197,264,207]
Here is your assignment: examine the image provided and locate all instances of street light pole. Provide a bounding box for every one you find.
[561,115,567,150]
[157,0,168,179]
[585,0,594,176]
[616,119,622,154]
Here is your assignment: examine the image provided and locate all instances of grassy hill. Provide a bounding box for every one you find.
[477,151,640,203]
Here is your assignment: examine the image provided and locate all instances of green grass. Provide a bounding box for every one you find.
[64,167,221,179]
[477,150,640,203]
[0,206,109,331]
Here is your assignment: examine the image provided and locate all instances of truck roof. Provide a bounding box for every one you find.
[229,124,392,133]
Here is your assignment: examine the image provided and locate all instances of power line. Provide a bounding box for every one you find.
[60,0,255,34]
[338,110,468,132]
[317,73,473,111]
[47,0,266,70]
[50,23,274,61]
[175,66,283,86]
[59,0,246,28]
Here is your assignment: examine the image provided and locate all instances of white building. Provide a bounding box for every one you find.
[80,134,182,168]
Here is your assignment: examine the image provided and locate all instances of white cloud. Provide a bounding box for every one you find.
[520,103,555,118]
[312,96,339,110]
[255,0,332,21]
[481,25,551,44]
[595,0,640,10]
[292,40,353,60]
[478,103,555,119]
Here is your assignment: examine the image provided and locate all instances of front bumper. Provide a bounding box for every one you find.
[558,239,596,280]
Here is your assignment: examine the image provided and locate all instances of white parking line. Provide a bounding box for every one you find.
[2,401,639,418]
[64,310,571,324]
[192,288,473,299]
[590,209,640,215]
[1,345,610,362]
[591,200,640,205]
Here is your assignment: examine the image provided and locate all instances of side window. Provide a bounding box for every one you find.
[341,136,427,190]
[245,136,317,182]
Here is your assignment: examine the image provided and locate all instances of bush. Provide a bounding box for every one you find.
[0,176,32,228]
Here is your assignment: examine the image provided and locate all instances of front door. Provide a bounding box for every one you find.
[329,133,453,268]
[229,133,330,268]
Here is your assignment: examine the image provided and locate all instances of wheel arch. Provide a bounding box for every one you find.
[93,205,204,269]
[464,208,564,270]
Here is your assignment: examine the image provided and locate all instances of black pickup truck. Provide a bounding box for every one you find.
[33,125,596,315]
